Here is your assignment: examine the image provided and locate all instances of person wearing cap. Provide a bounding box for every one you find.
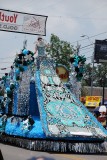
[97,105,107,128]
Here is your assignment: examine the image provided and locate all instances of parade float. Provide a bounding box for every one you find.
[0,8,107,154]
[0,36,107,154]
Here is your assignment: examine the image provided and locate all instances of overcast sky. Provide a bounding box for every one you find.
[0,0,107,76]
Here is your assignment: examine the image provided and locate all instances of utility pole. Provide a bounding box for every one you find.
[76,41,81,55]
[80,35,94,96]
[23,39,27,49]
[102,80,105,105]
[76,41,81,99]
[90,52,94,96]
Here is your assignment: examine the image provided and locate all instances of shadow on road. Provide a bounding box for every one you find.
[0,150,4,160]
[27,156,55,160]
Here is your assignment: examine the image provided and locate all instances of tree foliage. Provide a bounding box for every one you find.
[95,64,107,87]
[82,63,95,86]
[46,34,75,70]
[82,63,107,87]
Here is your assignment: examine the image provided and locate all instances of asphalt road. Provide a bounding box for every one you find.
[0,143,107,160]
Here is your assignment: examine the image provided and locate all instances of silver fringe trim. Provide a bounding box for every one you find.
[0,135,107,153]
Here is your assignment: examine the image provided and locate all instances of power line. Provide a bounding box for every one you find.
[80,46,94,51]
[71,31,107,44]
[0,30,106,64]
[36,0,63,12]
[86,56,93,59]
[80,43,94,49]
[33,0,107,21]
[80,49,94,55]
[50,15,107,21]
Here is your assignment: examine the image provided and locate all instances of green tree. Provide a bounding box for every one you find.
[82,63,107,87]
[82,63,93,86]
[81,86,89,97]
[46,34,75,70]
[95,63,107,87]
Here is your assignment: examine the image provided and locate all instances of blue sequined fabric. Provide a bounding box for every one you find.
[35,56,107,139]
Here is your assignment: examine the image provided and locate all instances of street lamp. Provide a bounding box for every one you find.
[80,35,94,96]
[80,35,93,45]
